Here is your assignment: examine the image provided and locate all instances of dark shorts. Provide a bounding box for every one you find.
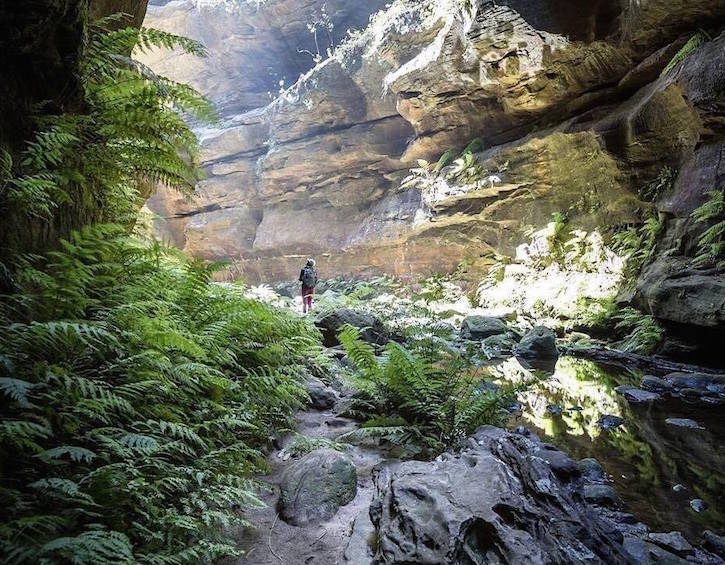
[302,286,315,297]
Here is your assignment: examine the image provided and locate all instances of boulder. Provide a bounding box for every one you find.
[640,375,673,393]
[577,458,607,483]
[279,448,357,526]
[370,427,637,564]
[703,530,725,558]
[460,315,508,340]
[583,484,622,509]
[480,332,518,360]
[514,326,559,362]
[315,308,390,348]
[648,532,694,557]
[665,372,725,394]
[304,377,336,410]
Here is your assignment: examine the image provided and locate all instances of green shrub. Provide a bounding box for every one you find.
[337,325,522,452]
[0,225,320,563]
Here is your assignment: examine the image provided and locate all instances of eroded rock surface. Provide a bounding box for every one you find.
[369,426,722,564]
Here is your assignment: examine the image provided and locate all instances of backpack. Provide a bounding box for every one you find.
[301,266,317,288]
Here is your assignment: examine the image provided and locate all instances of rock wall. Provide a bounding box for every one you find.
[141,0,725,346]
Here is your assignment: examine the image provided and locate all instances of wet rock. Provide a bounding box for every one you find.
[641,375,674,393]
[690,499,708,513]
[370,427,634,564]
[703,530,725,558]
[665,418,704,429]
[597,415,625,430]
[673,484,687,493]
[343,509,376,563]
[315,308,390,348]
[514,326,559,361]
[569,405,583,411]
[583,484,622,508]
[537,448,579,481]
[460,315,508,340]
[304,377,336,410]
[665,372,725,393]
[615,386,661,403]
[279,448,357,526]
[648,532,694,556]
[479,332,518,359]
[546,404,563,416]
[578,458,607,483]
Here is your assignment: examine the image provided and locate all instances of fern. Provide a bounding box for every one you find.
[2,20,216,228]
[691,190,725,269]
[661,31,709,77]
[0,228,321,563]
[338,325,520,451]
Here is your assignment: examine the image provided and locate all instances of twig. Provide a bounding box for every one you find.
[268,513,283,563]
[309,529,327,547]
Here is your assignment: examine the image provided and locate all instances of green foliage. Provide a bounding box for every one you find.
[613,308,664,354]
[0,225,320,563]
[1,20,215,225]
[661,32,709,77]
[639,166,676,202]
[434,149,458,173]
[337,325,522,452]
[611,212,665,279]
[691,190,725,270]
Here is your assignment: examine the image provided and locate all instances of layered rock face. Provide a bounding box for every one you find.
[141,0,725,346]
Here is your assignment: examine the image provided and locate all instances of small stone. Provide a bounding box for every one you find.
[568,405,583,411]
[597,414,624,430]
[647,531,693,556]
[616,386,661,403]
[583,484,621,508]
[672,484,687,493]
[513,426,531,437]
[538,448,578,481]
[546,404,563,416]
[665,418,704,429]
[690,499,707,513]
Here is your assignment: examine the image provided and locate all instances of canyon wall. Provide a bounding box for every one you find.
[141,0,725,343]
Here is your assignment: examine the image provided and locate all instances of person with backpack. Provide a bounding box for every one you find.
[299,258,318,314]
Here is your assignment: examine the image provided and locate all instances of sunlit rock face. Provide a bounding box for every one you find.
[141,0,725,332]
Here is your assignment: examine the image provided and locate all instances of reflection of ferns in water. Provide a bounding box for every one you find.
[614,308,664,355]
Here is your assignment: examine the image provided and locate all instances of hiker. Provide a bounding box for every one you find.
[299,258,318,314]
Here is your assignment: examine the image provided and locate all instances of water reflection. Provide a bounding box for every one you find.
[491,357,725,540]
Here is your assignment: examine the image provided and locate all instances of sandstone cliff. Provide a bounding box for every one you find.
[140,0,725,352]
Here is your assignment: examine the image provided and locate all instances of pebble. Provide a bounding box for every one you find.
[690,499,707,513]
[597,414,624,430]
[672,484,687,493]
[546,404,563,416]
